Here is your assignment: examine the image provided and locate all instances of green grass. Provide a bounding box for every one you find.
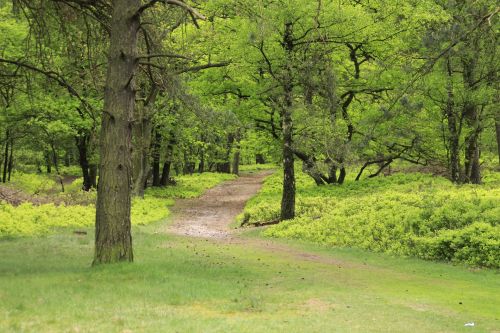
[239,170,500,268]
[0,224,498,332]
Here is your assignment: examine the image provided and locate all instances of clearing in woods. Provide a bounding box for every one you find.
[0,171,498,332]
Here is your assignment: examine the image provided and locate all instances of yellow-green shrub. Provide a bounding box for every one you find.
[241,171,500,267]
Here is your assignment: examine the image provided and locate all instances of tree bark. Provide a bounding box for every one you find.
[94,0,140,265]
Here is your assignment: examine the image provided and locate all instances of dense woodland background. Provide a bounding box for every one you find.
[0,0,499,266]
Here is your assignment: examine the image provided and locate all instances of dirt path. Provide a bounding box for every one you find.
[168,171,273,239]
[167,171,356,268]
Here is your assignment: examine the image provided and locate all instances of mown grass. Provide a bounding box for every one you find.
[238,170,500,268]
[0,222,498,333]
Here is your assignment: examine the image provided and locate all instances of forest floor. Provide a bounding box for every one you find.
[0,171,499,332]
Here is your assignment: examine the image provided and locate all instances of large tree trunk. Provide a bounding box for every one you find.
[76,134,93,191]
[280,22,296,221]
[94,0,140,265]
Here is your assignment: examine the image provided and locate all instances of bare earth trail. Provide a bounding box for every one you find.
[168,171,273,239]
[167,171,354,268]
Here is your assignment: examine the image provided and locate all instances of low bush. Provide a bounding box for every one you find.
[239,171,500,268]
[0,172,234,238]
[7,172,56,195]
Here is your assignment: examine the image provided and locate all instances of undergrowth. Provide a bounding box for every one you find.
[0,172,234,238]
[238,170,500,268]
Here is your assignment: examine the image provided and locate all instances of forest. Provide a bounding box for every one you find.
[0,0,499,332]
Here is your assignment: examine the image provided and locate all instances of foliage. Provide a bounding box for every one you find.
[146,172,236,199]
[7,172,57,195]
[239,170,500,267]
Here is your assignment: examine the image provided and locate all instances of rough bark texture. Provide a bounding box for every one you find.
[280,22,296,221]
[94,0,139,265]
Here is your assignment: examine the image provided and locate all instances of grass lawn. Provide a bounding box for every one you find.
[0,221,498,332]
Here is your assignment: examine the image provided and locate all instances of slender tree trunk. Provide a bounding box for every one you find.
[44,150,52,174]
[232,132,241,175]
[198,151,205,173]
[151,130,162,187]
[255,154,265,164]
[280,22,296,221]
[232,151,240,175]
[76,135,92,191]
[445,58,461,183]
[160,135,175,186]
[495,116,500,166]
[94,0,140,265]
[7,138,13,182]
[49,142,64,192]
[2,130,9,183]
[89,164,97,189]
[462,54,481,184]
[132,88,157,197]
